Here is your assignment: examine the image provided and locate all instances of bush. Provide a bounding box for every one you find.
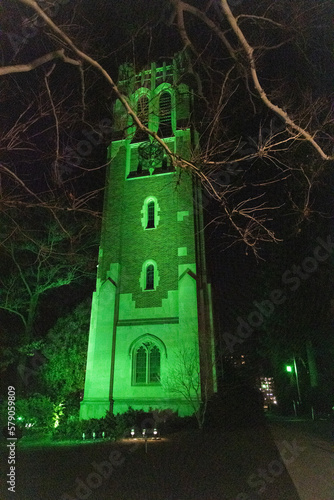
[61,393,81,420]
[16,394,54,434]
[13,394,81,441]
[51,406,199,441]
[111,407,151,436]
[52,417,86,440]
[155,413,197,434]
[51,411,127,441]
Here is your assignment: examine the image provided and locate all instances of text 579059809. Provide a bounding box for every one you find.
[7,386,16,493]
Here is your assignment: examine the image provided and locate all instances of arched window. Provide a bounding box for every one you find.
[133,95,149,142]
[146,201,155,229]
[141,197,160,230]
[145,264,154,290]
[140,259,159,291]
[158,91,172,137]
[133,342,161,384]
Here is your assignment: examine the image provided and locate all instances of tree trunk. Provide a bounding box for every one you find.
[17,294,40,395]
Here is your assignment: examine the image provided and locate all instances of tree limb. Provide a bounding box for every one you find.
[0,304,27,328]
[17,0,176,160]
[171,0,333,161]
[0,49,81,76]
[219,0,333,161]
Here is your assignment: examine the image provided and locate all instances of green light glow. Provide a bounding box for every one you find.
[80,56,217,420]
[286,365,293,372]
[53,402,64,428]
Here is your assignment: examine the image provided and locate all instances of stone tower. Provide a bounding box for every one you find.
[80,55,216,419]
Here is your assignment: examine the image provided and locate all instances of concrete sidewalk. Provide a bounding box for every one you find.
[269,419,334,500]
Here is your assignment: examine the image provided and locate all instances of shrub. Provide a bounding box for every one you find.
[52,417,86,440]
[16,394,54,434]
[111,407,150,437]
[51,406,198,441]
[157,414,197,434]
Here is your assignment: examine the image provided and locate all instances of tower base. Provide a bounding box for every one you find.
[80,397,198,420]
[80,399,111,420]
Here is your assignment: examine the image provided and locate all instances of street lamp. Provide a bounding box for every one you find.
[285,356,302,413]
[293,355,302,404]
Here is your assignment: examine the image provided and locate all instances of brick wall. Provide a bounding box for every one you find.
[99,134,197,309]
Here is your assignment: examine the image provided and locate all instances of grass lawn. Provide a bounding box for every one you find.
[0,424,301,500]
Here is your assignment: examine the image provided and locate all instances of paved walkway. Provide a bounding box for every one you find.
[269,419,334,500]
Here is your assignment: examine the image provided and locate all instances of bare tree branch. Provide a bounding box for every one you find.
[218,0,333,161]
[0,49,81,76]
[0,0,331,257]
[170,0,333,161]
[17,0,176,160]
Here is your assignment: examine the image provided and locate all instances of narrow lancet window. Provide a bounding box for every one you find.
[146,201,155,229]
[145,264,154,290]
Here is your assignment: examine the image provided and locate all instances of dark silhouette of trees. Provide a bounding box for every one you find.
[0,207,96,392]
[38,299,90,401]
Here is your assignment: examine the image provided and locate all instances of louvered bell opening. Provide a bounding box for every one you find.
[134,96,149,142]
[158,92,173,137]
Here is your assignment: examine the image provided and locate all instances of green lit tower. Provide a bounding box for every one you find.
[80,55,216,419]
